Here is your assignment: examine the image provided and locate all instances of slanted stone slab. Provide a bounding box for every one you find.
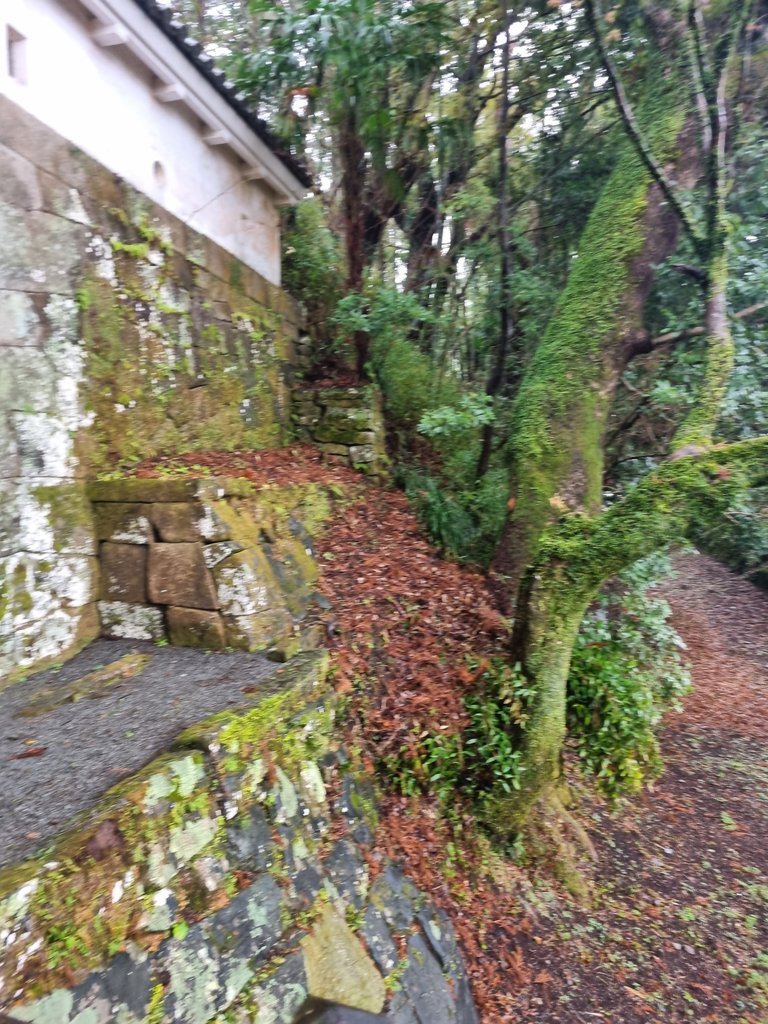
[92,502,153,543]
[100,542,147,603]
[151,502,201,543]
[301,906,386,1015]
[167,607,226,650]
[226,609,294,653]
[148,543,218,610]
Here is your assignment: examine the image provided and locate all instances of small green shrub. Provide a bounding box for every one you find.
[282,199,342,342]
[417,393,495,439]
[567,554,691,798]
[400,468,477,558]
[388,658,532,808]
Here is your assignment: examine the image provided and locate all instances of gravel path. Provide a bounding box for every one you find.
[0,640,281,868]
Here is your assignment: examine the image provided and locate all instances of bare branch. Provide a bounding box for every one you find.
[642,301,768,352]
[686,0,715,155]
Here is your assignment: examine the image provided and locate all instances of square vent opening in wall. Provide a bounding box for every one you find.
[7,25,27,84]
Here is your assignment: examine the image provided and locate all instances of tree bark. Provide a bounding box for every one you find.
[491,53,701,605]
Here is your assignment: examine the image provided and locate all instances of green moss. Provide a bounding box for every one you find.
[109,238,151,260]
[75,259,293,472]
[31,483,94,551]
[146,982,166,1024]
[503,68,688,579]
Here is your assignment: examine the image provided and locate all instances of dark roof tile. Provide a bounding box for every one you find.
[130,0,312,189]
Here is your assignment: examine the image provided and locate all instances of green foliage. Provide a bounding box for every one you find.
[692,488,768,589]
[282,199,342,336]
[400,464,508,566]
[567,555,691,798]
[418,394,495,439]
[332,287,440,424]
[401,468,477,559]
[389,658,532,807]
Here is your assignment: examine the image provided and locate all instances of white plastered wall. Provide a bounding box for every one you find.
[0,0,294,284]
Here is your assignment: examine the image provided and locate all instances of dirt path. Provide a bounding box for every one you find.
[502,552,768,1023]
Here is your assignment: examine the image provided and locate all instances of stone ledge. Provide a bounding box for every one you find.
[87,477,254,504]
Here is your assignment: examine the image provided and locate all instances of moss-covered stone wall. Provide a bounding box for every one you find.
[0,652,478,1024]
[88,476,343,658]
[293,388,389,479]
[0,96,302,679]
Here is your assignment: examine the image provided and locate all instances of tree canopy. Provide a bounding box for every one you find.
[170,0,768,829]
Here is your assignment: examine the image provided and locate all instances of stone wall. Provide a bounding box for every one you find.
[89,476,339,658]
[0,653,478,1024]
[293,388,388,479]
[0,96,302,680]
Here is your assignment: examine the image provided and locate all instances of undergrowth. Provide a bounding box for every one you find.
[389,554,691,810]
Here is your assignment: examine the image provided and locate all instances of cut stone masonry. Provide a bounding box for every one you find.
[89,476,334,657]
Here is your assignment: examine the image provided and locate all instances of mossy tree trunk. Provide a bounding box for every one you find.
[485,0,764,834]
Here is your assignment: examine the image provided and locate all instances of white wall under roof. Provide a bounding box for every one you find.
[1,0,297,284]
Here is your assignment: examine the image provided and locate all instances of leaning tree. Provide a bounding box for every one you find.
[486,0,768,831]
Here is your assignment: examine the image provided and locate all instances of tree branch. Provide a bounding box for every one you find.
[631,301,768,356]
[584,0,706,257]
[686,0,715,155]
[562,436,768,594]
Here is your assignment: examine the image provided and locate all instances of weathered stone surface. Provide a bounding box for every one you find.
[301,907,386,1014]
[100,543,147,603]
[0,208,86,293]
[314,407,376,445]
[148,543,218,610]
[0,142,43,211]
[166,606,226,650]
[226,608,294,653]
[98,601,165,641]
[349,445,376,464]
[202,540,243,568]
[151,502,201,543]
[87,477,254,505]
[0,291,45,348]
[213,548,279,618]
[92,503,153,544]
[0,639,478,1023]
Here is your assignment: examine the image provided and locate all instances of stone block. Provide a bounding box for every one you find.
[166,607,226,649]
[150,502,201,543]
[213,548,280,618]
[0,480,97,558]
[0,290,46,348]
[0,142,43,211]
[318,444,350,457]
[0,208,86,293]
[98,601,165,642]
[148,543,218,609]
[314,407,375,445]
[93,502,153,543]
[100,542,148,603]
[87,477,253,504]
[349,445,375,464]
[301,907,386,1015]
[225,609,293,652]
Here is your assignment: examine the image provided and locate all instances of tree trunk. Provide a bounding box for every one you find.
[491,75,700,605]
[483,437,768,835]
[476,0,514,482]
[339,109,370,379]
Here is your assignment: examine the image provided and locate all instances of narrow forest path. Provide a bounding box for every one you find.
[502,552,768,1024]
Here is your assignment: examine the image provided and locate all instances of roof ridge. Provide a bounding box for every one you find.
[130,0,313,189]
